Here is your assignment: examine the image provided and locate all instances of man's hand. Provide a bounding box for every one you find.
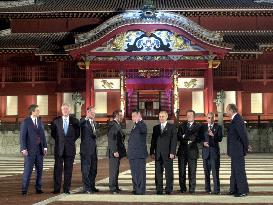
[203,142,209,147]
[208,130,214,137]
[21,149,28,156]
[113,152,119,158]
[169,154,175,159]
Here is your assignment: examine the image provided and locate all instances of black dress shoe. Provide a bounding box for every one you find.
[211,191,221,195]
[91,188,99,192]
[166,191,172,195]
[64,191,70,194]
[179,189,187,193]
[117,188,122,192]
[189,190,196,194]
[36,190,44,194]
[51,190,60,194]
[111,190,119,194]
[22,191,27,196]
[156,191,163,195]
[234,193,247,197]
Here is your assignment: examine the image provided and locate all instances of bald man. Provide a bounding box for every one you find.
[150,111,177,195]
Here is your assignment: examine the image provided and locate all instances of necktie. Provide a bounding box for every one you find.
[90,120,96,134]
[209,125,212,130]
[34,118,38,128]
[161,124,164,133]
[187,122,191,128]
[64,118,68,135]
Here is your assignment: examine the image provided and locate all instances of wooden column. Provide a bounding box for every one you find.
[205,67,214,113]
[85,68,91,110]
[236,91,243,114]
[90,68,95,107]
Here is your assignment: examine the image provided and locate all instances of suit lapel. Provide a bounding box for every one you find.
[59,117,66,136]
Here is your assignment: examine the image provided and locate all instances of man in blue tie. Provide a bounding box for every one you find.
[20,104,47,195]
[51,103,80,194]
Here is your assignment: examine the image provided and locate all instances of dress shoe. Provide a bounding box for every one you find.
[111,190,119,194]
[234,193,247,197]
[156,191,163,195]
[83,191,91,194]
[51,190,60,194]
[189,190,195,194]
[22,191,27,196]
[211,191,221,195]
[116,188,122,192]
[64,191,70,194]
[228,191,235,195]
[91,188,99,192]
[36,190,44,194]
[179,189,187,193]
[166,191,172,195]
[205,190,212,194]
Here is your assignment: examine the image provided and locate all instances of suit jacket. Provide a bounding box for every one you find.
[107,120,126,159]
[128,120,148,160]
[80,118,98,156]
[201,123,223,159]
[51,116,80,157]
[20,117,47,156]
[227,114,249,158]
[150,122,177,160]
[177,121,201,159]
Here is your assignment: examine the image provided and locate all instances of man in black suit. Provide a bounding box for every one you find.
[20,104,47,195]
[226,104,249,197]
[128,109,148,195]
[201,112,223,195]
[150,111,177,195]
[177,109,201,194]
[107,109,126,194]
[80,106,99,194]
[51,103,80,194]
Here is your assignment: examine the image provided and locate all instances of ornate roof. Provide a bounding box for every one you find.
[1,0,273,18]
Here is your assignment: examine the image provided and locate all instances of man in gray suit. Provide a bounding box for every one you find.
[80,106,99,194]
[107,110,126,194]
[128,109,148,195]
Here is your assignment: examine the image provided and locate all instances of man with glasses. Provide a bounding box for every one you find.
[201,112,223,195]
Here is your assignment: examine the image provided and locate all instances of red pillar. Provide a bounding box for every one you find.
[236,91,242,114]
[205,68,214,114]
[90,69,95,107]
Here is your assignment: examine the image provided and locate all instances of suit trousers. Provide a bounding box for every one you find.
[230,156,249,194]
[109,157,120,191]
[203,156,220,192]
[155,155,174,192]
[22,146,44,192]
[129,158,146,194]
[178,156,197,192]
[81,154,98,192]
[53,153,75,192]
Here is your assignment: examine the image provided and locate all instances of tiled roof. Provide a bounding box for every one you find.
[0,0,273,14]
[1,29,273,54]
[0,29,74,54]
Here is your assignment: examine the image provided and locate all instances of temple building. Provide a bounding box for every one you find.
[1,0,273,123]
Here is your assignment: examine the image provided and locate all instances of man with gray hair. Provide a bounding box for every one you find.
[226,104,249,197]
[51,103,80,194]
[201,112,223,194]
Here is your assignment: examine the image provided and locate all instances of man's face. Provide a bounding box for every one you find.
[207,114,214,124]
[87,108,96,119]
[225,106,232,117]
[159,112,168,123]
[118,112,124,122]
[61,105,70,117]
[32,107,40,117]
[186,111,195,122]
[131,112,139,123]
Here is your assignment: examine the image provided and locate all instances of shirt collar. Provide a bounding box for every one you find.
[231,113,237,120]
[30,116,37,121]
[208,123,214,127]
[161,121,167,127]
[62,116,69,121]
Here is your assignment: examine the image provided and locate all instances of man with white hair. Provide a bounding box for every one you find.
[51,103,80,194]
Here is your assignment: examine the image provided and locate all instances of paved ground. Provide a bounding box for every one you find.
[0,154,273,205]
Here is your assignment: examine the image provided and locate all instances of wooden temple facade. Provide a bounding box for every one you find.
[1,0,273,123]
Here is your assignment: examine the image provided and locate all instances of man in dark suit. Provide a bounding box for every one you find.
[80,106,99,194]
[150,111,177,195]
[128,109,148,195]
[107,109,126,194]
[226,104,249,197]
[201,112,223,195]
[20,104,47,195]
[51,103,80,194]
[177,109,201,194]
